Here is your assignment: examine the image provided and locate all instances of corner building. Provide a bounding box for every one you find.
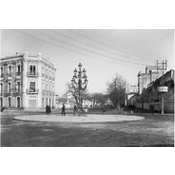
[0,52,56,110]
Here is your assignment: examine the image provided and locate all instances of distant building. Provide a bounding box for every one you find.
[0,52,56,110]
[138,60,167,94]
[82,99,93,108]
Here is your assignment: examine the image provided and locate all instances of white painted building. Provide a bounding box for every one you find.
[0,52,56,110]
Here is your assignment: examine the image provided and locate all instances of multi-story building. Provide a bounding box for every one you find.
[0,52,56,111]
[138,61,167,94]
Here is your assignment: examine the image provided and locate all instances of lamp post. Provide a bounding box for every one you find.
[71,63,88,111]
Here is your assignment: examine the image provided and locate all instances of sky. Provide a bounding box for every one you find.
[1,29,174,96]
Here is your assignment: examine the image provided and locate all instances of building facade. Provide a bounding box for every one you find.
[0,52,56,110]
[128,69,174,113]
[138,67,165,95]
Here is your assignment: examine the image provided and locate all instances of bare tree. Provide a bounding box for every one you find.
[65,82,88,109]
[107,74,128,109]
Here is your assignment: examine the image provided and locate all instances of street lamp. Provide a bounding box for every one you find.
[71,63,88,111]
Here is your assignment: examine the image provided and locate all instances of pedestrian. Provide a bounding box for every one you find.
[46,105,49,114]
[61,104,66,116]
[74,104,77,116]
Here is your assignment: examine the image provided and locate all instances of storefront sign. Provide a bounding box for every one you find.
[157,86,168,92]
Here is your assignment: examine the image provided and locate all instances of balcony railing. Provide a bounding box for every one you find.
[27,72,39,77]
[16,72,22,76]
[26,89,39,94]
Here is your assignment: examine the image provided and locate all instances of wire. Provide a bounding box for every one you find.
[49,29,152,63]
[10,29,143,68]
[68,29,154,61]
[31,29,146,66]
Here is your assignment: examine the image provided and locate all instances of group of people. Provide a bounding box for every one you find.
[45,105,51,114]
[45,103,88,116]
[61,103,78,116]
[61,103,88,116]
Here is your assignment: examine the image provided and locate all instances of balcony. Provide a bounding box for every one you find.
[26,89,39,94]
[16,72,22,76]
[27,72,39,77]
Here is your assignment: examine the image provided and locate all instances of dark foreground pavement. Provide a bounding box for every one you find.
[0,112,174,147]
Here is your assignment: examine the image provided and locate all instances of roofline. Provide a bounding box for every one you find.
[1,54,56,70]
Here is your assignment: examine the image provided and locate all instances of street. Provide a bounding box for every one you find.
[1,112,174,147]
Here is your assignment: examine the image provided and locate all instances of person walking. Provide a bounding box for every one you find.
[46,105,49,114]
[74,104,77,116]
[61,104,66,116]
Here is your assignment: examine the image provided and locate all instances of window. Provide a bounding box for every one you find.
[8,97,11,107]
[17,97,20,107]
[9,66,11,73]
[1,67,3,75]
[30,65,36,75]
[8,82,11,92]
[0,97,3,107]
[17,82,20,92]
[17,65,21,72]
[8,66,12,76]
[29,82,35,92]
[0,83,3,93]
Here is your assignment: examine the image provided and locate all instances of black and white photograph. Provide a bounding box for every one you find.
[1,29,174,147]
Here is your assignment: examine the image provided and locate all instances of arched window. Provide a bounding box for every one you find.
[8,97,11,107]
[17,97,20,107]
